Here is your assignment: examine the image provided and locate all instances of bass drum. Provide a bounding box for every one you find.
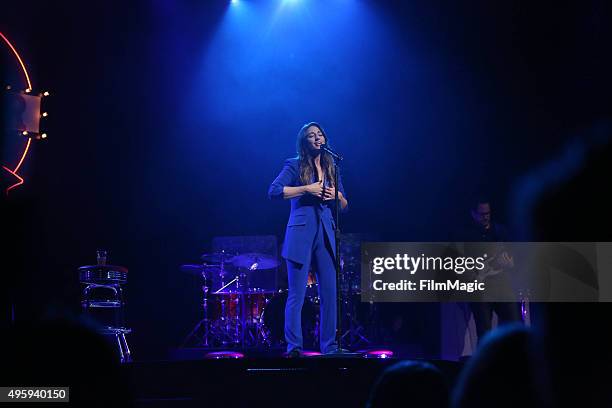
[261,290,318,348]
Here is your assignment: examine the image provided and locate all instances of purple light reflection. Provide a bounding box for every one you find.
[360,349,394,359]
[205,351,245,359]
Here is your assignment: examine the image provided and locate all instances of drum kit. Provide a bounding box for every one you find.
[179,250,277,349]
[180,237,377,350]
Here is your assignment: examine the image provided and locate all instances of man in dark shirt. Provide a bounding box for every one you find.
[463,198,522,343]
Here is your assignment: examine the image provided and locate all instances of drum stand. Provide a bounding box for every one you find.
[180,280,213,347]
[340,300,372,347]
[339,272,372,347]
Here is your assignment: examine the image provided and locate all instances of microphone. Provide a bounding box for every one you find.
[320,144,343,161]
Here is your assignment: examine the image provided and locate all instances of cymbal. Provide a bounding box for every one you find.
[180,264,206,275]
[180,264,227,276]
[200,252,234,264]
[232,253,279,270]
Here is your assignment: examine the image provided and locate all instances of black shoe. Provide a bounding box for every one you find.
[286,349,302,358]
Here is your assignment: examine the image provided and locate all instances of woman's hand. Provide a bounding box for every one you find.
[323,186,338,201]
[323,187,348,210]
[304,180,325,197]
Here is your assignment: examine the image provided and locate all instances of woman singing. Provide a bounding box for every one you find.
[268,122,348,357]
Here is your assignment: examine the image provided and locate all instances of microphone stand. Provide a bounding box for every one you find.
[322,145,346,353]
[333,156,343,352]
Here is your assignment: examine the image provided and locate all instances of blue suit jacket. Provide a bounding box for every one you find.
[268,158,347,265]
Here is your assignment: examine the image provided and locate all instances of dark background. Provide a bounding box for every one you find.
[2,0,611,359]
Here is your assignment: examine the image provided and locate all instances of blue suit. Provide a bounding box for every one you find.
[268,157,347,353]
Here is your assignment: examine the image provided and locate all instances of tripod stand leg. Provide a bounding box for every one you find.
[180,319,206,348]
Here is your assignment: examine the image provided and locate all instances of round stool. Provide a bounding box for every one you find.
[79,265,131,362]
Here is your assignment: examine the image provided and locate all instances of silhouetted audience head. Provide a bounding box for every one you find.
[537,302,612,408]
[367,360,449,408]
[509,120,612,407]
[452,324,551,408]
[511,120,612,241]
[1,316,133,407]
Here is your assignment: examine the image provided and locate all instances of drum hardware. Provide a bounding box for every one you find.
[180,267,214,348]
[231,253,279,270]
[339,296,375,347]
[337,256,373,348]
[180,251,278,348]
[180,251,235,348]
[214,276,239,295]
[180,247,377,350]
[200,251,235,265]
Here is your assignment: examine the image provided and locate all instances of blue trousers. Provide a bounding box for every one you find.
[285,219,338,353]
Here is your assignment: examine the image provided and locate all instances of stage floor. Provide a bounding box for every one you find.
[125,356,462,408]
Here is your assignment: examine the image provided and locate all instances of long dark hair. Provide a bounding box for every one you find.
[296,122,336,187]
